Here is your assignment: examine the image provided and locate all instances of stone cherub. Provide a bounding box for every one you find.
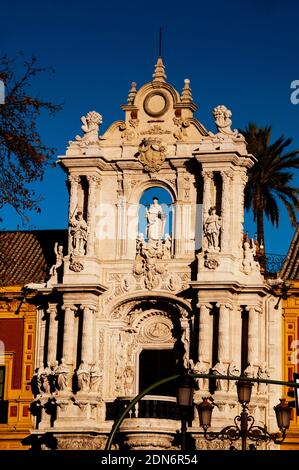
[47,243,64,286]
[75,110,102,144]
[213,105,237,136]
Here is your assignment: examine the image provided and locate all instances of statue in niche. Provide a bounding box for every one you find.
[204,207,221,252]
[75,110,102,144]
[55,358,69,391]
[257,362,269,394]
[212,361,226,391]
[189,357,209,390]
[146,197,166,241]
[123,366,134,396]
[76,360,90,392]
[69,211,88,256]
[90,361,103,393]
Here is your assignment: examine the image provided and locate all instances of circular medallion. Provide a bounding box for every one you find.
[143,91,169,117]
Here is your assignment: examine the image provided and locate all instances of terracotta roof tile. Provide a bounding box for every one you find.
[0,230,68,286]
[280,224,299,280]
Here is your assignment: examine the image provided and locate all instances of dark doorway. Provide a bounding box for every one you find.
[139,349,176,397]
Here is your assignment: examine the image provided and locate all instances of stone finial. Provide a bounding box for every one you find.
[127,82,137,105]
[152,56,167,82]
[181,78,193,103]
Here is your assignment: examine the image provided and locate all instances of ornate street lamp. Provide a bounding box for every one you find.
[176,373,196,451]
[198,381,291,450]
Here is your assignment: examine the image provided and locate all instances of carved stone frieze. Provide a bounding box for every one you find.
[136,137,167,172]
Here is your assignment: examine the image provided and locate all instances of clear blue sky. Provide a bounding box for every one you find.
[1,0,298,255]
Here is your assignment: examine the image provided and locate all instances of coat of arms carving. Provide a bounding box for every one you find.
[136,137,167,172]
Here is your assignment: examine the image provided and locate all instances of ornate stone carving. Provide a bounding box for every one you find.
[136,137,167,172]
[213,105,238,136]
[167,274,182,292]
[203,206,221,252]
[141,316,173,343]
[69,211,88,256]
[56,436,107,450]
[227,361,240,391]
[211,361,226,391]
[127,82,137,105]
[204,256,219,270]
[244,362,255,378]
[120,122,135,142]
[242,236,260,274]
[76,360,90,392]
[189,357,209,391]
[123,365,134,395]
[69,260,84,272]
[55,358,70,391]
[173,117,190,141]
[140,125,171,136]
[134,235,170,291]
[75,111,102,144]
[257,362,269,394]
[90,360,103,393]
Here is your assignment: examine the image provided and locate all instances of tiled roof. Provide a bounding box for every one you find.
[0,230,68,286]
[280,224,299,280]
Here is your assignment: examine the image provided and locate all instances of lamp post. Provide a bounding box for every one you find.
[176,373,195,451]
[198,380,291,450]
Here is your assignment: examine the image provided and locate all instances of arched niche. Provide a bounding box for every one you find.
[138,186,173,241]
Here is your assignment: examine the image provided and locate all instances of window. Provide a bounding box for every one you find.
[0,367,4,400]
[139,349,176,397]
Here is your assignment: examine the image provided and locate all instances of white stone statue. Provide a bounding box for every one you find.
[212,361,226,391]
[163,233,172,259]
[90,361,103,393]
[227,361,240,391]
[257,362,269,394]
[204,207,221,252]
[76,360,90,392]
[75,110,102,144]
[242,238,259,274]
[55,358,69,391]
[124,366,134,396]
[189,357,209,390]
[146,197,165,241]
[69,211,88,256]
[47,243,64,286]
[31,366,43,396]
[40,366,51,394]
[213,105,237,136]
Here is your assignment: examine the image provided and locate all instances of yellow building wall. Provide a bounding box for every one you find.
[281,281,299,449]
[0,286,36,450]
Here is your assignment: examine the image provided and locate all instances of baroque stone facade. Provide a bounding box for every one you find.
[29,56,282,450]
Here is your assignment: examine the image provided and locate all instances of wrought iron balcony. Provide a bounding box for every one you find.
[106,395,192,421]
[265,253,286,276]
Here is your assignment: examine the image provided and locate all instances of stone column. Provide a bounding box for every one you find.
[62,305,76,366]
[216,303,231,364]
[220,170,233,252]
[246,305,261,366]
[68,175,81,251]
[37,306,46,367]
[86,175,100,256]
[47,303,58,366]
[198,302,212,364]
[116,196,127,258]
[81,305,96,365]
[202,170,213,250]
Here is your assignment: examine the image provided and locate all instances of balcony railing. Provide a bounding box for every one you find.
[106,395,190,421]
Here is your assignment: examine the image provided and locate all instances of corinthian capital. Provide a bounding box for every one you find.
[87,175,101,186]
[68,174,81,184]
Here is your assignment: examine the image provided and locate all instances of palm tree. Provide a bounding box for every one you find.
[242,123,299,250]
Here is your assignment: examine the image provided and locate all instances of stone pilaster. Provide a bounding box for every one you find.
[202,170,213,250]
[62,304,77,366]
[81,305,96,365]
[197,302,212,364]
[68,175,81,250]
[47,303,58,366]
[216,303,232,364]
[86,175,101,256]
[220,170,233,252]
